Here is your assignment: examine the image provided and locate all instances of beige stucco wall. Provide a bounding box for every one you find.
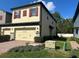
[0,10,6,24]
[1,25,40,41]
[41,6,56,37]
[12,5,41,23]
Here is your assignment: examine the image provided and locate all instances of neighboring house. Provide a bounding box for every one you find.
[0,2,56,42]
[0,10,12,35]
[0,10,12,24]
[73,2,79,38]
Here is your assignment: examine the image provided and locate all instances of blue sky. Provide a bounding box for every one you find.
[0,0,78,18]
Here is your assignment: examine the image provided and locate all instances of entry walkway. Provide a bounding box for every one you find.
[70,41,79,50]
[0,41,28,54]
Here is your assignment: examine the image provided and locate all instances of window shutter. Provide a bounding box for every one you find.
[0,16,2,20]
[14,12,16,19]
[19,11,21,18]
[23,10,27,16]
[29,9,31,17]
[36,7,38,16]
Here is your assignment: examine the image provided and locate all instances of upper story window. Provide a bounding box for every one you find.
[14,11,21,19]
[23,10,27,16]
[29,7,38,17]
[0,14,3,20]
[76,28,78,34]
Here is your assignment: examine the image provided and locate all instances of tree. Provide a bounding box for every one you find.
[62,18,73,33]
[52,12,64,33]
[52,12,73,33]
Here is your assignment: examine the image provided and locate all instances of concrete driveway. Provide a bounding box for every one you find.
[0,40,29,54]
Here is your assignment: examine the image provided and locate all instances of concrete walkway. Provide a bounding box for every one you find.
[70,41,79,50]
[0,41,28,54]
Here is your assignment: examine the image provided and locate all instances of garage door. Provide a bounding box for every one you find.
[3,29,10,35]
[15,28,36,41]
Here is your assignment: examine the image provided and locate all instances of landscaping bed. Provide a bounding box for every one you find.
[0,37,78,58]
[0,35,10,42]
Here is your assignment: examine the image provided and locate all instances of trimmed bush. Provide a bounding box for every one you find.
[0,35,10,42]
[9,45,44,52]
[34,37,43,43]
[35,36,67,43]
[43,36,52,41]
[58,37,67,41]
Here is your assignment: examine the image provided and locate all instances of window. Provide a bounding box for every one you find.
[29,7,38,17]
[0,14,2,20]
[14,11,21,19]
[76,29,78,34]
[23,10,27,16]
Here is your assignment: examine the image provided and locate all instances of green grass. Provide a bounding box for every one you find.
[71,50,79,58]
[65,41,71,51]
[55,40,71,51]
[0,38,75,58]
[56,41,65,50]
[0,50,52,58]
[0,50,73,58]
[1,50,79,58]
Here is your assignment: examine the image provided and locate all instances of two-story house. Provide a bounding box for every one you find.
[73,2,79,38]
[0,2,56,42]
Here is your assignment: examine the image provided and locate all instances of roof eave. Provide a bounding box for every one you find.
[73,2,79,23]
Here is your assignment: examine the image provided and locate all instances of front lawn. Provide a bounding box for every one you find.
[0,50,79,58]
[0,50,52,58]
[0,37,78,58]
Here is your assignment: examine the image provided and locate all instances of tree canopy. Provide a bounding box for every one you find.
[52,12,73,33]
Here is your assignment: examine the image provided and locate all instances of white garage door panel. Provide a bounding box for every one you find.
[4,30,10,35]
[15,29,36,41]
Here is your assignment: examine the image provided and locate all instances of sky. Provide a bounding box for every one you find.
[0,0,78,19]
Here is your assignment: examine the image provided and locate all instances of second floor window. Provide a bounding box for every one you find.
[23,10,27,16]
[29,7,38,17]
[14,11,21,19]
[0,14,2,20]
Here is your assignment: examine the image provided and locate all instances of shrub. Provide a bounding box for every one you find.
[43,36,52,41]
[58,37,67,41]
[34,37,40,42]
[35,36,67,43]
[0,35,10,42]
[43,36,67,41]
[9,45,44,52]
[34,37,43,43]
[43,36,56,42]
